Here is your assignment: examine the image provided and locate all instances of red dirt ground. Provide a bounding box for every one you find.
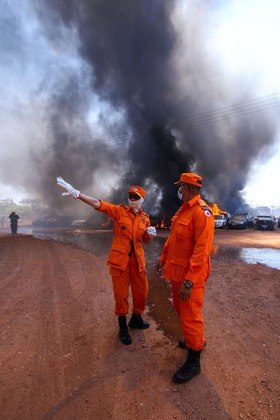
[0,230,279,419]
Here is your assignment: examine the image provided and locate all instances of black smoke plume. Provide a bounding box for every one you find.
[30,0,278,219]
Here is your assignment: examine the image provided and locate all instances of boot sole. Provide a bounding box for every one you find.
[128,324,150,330]
[119,335,132,345]
[172,370,200,383]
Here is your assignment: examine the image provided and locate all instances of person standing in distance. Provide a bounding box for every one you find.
[9,211,20,234]
[57,177,156,345]
[156,172,214,383]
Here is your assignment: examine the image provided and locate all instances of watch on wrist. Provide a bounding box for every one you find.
[183,280,193,289]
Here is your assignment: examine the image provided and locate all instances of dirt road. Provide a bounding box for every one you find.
[0,230,279,419]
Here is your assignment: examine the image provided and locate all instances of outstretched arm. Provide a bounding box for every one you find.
[56,176,101,209]
[78,193,100,209]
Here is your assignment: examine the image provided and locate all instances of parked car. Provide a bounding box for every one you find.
[214,214,227,229]
[227,213,254,230]
[278,217,280,228]
[255,215,276,231]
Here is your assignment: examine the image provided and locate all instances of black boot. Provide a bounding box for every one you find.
[118,315,132,345]
[172,350,201,383]
[128,313,149,329]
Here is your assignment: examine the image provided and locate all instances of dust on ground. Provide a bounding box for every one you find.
[0,229,279,419]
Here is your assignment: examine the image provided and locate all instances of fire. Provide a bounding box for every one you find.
[210,203,228,216]
[155,217,165,229]
[155,216,170,229]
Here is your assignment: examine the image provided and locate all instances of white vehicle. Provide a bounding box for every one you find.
[214,214,227,229]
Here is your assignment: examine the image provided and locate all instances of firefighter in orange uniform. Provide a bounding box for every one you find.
[156,172,214,383]
[57,177,156,345]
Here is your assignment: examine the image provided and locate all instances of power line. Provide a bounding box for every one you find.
[175,99,280,130]
[169,93,280,125]
[174,94,280,129]
[2,93,280,162]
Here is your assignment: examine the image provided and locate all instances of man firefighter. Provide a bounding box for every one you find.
[57,177,156,345]
[156,172,214,383]
[9,211,20,234]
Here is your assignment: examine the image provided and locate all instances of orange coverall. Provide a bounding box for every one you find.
[98,201,152,316]
[159,195,214,351]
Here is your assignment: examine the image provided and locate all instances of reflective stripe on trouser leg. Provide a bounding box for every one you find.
[129,253,148,314]
[171,281,206,351]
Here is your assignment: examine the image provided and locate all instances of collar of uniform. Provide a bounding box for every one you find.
[183,194,201,208]
[126,205,142,215]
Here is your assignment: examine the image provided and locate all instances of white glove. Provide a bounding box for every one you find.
[146,226,157,237]
[57,176,80,199]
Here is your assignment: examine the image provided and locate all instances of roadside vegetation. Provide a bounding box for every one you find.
[0,199,47,226]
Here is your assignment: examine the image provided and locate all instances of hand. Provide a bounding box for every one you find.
[146,226,157,237]
[155,260,163,277]
[57,176,80,199]
[179,282,192,301]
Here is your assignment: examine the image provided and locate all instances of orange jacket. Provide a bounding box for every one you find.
[160,195,214,286]
[98,201,151,271]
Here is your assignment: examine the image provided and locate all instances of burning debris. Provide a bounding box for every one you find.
[210,203,231,229]
[155,217,167,229]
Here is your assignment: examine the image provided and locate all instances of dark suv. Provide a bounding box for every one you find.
[227,213,254,230]
[255,215,275,231]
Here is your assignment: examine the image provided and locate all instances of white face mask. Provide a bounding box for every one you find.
[177,185,186,201]
[128,196,144,212]
[177,190,183,201]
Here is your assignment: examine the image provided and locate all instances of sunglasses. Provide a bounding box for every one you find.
[128,193,141,200]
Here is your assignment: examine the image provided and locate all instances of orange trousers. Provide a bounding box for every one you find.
[171,281,206,351]
[110,253,148,316]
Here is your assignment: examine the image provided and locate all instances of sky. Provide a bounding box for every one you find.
[208,0,280,207]
[1,0,280,215]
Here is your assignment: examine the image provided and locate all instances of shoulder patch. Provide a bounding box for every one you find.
[198,199,212,215]
[204,209,211,218]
